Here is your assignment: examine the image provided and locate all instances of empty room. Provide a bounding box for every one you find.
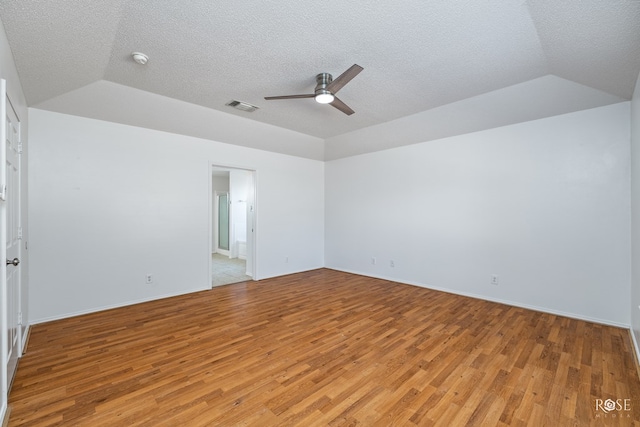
[0,1,639,426]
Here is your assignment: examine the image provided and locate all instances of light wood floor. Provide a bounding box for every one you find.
[8,269,640,426]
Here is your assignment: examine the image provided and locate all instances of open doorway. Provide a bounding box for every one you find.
[210,165,256,287]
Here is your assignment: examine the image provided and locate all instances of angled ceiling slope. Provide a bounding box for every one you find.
[0,0,638,159]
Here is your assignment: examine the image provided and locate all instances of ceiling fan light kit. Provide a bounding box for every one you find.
[265,64,363,115]
[315,91,334,104]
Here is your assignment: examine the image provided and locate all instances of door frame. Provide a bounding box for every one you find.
[209,162,257,286]
[4,90,21,385]
[0,78,6,423]
[0,79,23,421]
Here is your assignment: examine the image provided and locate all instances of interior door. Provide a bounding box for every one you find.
[3,87,21,389]
[245,173,255,277]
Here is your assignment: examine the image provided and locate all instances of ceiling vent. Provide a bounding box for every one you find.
[226,100,259,113]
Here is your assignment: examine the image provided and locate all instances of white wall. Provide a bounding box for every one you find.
[326,102,631,326]
[28,109,324,323]
[211,175,229,193]
[631,72,640,354]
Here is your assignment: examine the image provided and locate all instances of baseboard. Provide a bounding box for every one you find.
[256,266,326,282]
[326,267,631,329]
[1,404,9,427]
[631,328,640,380]
[29,286,209,325]
[29,266,325,324]
[21,325,31,355]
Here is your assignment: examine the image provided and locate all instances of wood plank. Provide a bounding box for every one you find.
[8,269,640,426]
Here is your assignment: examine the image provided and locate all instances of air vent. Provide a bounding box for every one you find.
[226,100,259,113]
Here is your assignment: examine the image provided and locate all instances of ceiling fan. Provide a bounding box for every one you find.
[264,64,363,115]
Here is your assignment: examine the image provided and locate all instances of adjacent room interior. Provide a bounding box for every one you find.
[211,166,255,287]
[0,1,639,425]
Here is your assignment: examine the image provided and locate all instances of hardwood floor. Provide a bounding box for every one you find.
[8,269,640,426]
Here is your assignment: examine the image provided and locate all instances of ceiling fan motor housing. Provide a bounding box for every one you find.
[315,73,333,97]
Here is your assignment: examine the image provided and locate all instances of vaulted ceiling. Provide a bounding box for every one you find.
[1,1,639,159]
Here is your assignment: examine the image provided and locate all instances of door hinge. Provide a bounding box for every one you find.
[18,311,22,324]
[17,142,23,154]
[17,227,23,239]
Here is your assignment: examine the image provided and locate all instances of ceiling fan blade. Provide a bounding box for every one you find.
[330,96,355,115]
[326,64,363,94]
[264,94,315,100]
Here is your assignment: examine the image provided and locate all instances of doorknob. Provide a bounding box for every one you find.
[6,258,19,266]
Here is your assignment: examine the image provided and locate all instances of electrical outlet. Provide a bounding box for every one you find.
[491,274,499,285]
[285,256,289,263]
[390,260,395,268]
[146,274,153,284]
[371,257,376,265]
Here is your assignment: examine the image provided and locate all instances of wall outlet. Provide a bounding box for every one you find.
[285,256,289,263]
[146,274,153,284]
[390,260,395,268]
[491,274,499,285]
[371,257,376,265]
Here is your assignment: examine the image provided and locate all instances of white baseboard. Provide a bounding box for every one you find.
[256,266,325,282]
[631,327,640,378]
[1,403,8,427]
[20,324,30,355]
[29,266,325,324]
[326,266,631,329]
[29,286,209,325]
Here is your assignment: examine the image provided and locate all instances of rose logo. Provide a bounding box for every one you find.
[603,399,616,413]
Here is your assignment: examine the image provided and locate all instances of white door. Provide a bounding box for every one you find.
[245,173,255,277]
[2,82,21,392]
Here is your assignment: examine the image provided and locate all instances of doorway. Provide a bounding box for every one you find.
[210,165,256,287]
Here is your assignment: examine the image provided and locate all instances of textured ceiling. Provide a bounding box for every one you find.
[0,0,639,143]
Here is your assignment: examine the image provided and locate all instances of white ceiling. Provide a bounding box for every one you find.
[0,0,639,158]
